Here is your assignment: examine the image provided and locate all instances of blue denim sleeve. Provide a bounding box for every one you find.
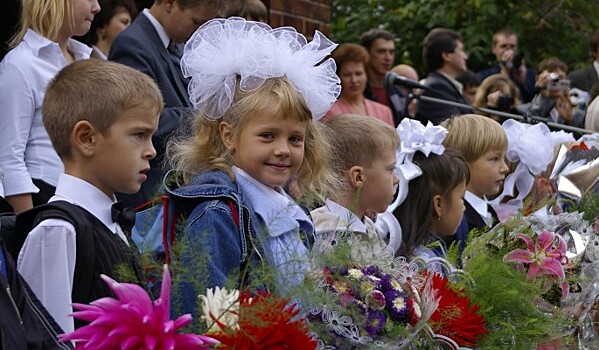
[174,199,242,319]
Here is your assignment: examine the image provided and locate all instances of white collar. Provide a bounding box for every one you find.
[232,166,288,205]
[143,8,170,49]
[51,174,124,236]
[232,166,313,237]
[323,198,370,233]
[438,70,464,94]
[91,45,107,60]
[23,29,91,59]
[464,190,492,226]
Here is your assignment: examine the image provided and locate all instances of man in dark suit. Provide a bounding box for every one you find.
[569,29,599,93]
[415,28,471,125]
[109,0,220,207]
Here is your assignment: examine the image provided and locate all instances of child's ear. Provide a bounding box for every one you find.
[432,194,443,219]
[348,166,364,188]
[219,121,234,151]
[71,120,97,157]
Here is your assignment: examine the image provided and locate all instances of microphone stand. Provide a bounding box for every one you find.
[411,93,596,135]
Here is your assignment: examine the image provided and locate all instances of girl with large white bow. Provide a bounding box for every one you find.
[391,119,470,267]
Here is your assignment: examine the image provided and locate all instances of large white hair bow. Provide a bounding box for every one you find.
[489,119,558,216]
[388,118,448,212]
[181,17,340,120]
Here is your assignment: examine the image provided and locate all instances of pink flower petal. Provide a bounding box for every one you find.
[504,249,535,264]
[560,281,569,299]
[516,234,535,252]
[527,263,542,280]
[536,231,556,253]
[538,258,565,280]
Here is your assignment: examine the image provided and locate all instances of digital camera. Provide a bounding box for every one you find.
[547,73,570,91]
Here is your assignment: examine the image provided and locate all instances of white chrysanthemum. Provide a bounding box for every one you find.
[392,296,406,312]
[198,287,240,333]
[348,268,364,279]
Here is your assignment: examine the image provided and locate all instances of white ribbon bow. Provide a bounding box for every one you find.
[489,119,555,215]
[388,119,448,212]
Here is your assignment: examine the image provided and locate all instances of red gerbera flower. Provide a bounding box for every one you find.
[210,291,317,350]
[428,274,487,347]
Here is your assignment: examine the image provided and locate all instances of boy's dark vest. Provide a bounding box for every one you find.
[16,201,144,329]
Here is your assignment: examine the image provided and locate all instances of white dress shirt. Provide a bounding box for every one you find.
[0,30,91,196]
[142,9,170,49]
[17,174,128,334]
[464,190,493,227]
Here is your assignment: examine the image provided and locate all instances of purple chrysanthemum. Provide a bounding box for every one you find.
[364,310,387,337]
[384,288,410,322]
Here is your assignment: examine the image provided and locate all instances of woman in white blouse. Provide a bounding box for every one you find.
[0,0,100,212]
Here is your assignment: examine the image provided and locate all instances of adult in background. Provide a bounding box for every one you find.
[360,29,408,126]
[477,28,536,103]
[569,29,599,93]
[391,63,419,117]
[0,0,100,213]
[109,0,221,208]
[323,43,393,126]
[517,57,584,127]
[76,0,138,60]
[415,28,470,125]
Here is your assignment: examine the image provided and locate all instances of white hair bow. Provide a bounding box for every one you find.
[388,118,448,212]
[181,17,341,120]
[489,119,559,216]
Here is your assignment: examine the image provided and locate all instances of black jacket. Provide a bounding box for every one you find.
[415,71,471,125]
[0,238,71,350]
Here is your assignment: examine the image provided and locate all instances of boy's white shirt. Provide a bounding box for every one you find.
[311,199,393,260]
[17,173,128,334]
[464,190,493,227]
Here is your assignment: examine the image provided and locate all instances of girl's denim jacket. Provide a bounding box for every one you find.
[168,170,262,318]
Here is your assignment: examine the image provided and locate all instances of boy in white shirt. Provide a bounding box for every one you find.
[311,114,399,260]
[18,60,163,333]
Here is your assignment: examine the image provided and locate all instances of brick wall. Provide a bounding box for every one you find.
[263,0,331,38]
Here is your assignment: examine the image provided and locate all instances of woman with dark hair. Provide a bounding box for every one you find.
[76,0,137,59]
[323,43,394,126]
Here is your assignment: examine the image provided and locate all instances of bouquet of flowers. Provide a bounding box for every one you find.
[198,287,316,349]
[305,262,486,350]
[459,207,599,349]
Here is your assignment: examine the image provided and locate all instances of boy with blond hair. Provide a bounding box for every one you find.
[18,60,163,333]
[312,114,400,258]
[441,114,508,235]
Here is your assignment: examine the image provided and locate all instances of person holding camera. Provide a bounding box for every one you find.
[478,28,536,103]
[473,74,521,122]
[516,57,585,127]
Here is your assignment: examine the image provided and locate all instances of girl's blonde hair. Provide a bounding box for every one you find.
[167,76,336,196]
[10,0,73,47]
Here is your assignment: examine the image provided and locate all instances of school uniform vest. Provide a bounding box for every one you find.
[47,206,144,328]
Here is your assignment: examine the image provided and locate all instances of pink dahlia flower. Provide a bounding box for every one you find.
[60,265,219,349]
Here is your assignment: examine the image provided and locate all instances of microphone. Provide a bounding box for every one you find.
[384,71,429,91]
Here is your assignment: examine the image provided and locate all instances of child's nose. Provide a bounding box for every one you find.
[500,158,508,173]
[274,140,290,156]
[146,141,157,160]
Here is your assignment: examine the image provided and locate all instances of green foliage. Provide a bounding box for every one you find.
[331,0,599,75]
[567,191,599,222]
[459,245,569,349]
